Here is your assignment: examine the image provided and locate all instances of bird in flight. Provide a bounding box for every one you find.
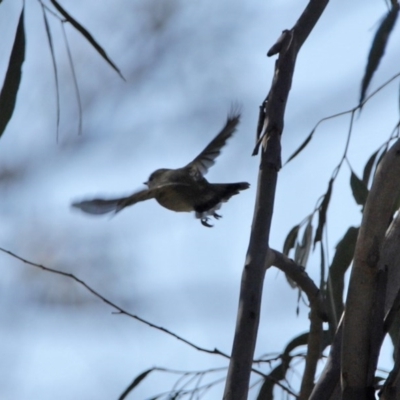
[72,108,249,227]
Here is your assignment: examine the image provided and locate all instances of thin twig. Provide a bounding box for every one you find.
[0,246,226,356]
[0,246,298,395]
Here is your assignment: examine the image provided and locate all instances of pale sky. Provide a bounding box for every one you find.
[0,0,398,399]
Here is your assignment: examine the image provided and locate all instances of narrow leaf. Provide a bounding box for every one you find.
[327,227,359,328]
[0,7,25,138]
[41,5,60,141]
[314,178,334,246]
[50,0,125,80]
[283,332,309,355]
[376,146,388,171]
[61,23,82,135]
[283,224,300,255]
[362,149,379,186]
[360,5,399,105]
[119,368,154,400]
[256,330,331,399]
[398,80,400,115]
[350,171,369,206]
[285,128,315,164]
[257,358,292,400]
[330,227,359,281]
[294,219,313,267]
[319,240,325,290]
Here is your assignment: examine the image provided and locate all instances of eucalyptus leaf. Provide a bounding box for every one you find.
[0,7,25,138]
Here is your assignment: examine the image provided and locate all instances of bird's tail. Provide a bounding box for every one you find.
[194,182,250,223]
[218,182,250,199]
[71,197,127,215]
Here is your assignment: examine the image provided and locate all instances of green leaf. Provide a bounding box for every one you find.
[360,5,399,105]
[256,357,292,400]
[256,330,331,399]
[283,224,300,255]
[376,146,388,170]
[257,334,305,399]
[283,332,309,355]
[118,368,154,400]
[0,7,25,138]
[314,178,334,246]
[285,128,315,164]
[41,5,60,140]
[319,240,326,290]
[61,23,83,135]
[362,149,379,186]
[350,171,369,206]
[50,0,125,80]
[294,219,313,267]
[327,227,359,329]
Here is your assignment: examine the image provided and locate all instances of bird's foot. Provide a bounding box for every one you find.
[201,218,213,228]
[213,212,222,220]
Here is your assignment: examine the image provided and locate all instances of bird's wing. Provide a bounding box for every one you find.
[72,183,192,215]
[185,107,241,176]
[72,188,156,215]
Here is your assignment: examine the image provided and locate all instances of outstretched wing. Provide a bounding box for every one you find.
[185,107,241,176]
[71,182,192,215]
[71,188,156,215]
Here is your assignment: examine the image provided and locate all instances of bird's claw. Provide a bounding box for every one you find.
[201,218,213,228]
[213,212,222,220]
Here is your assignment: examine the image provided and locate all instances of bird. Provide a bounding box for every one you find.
[72,108,250,227]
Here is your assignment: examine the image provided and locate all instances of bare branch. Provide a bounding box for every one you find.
[0,246,299,395]
[0,246,228,358]
[271,250,326,399]
[309,321,343,400]
[223,1,329,398]
[271,250,326,319]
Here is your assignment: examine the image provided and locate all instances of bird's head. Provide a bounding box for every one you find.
[144,168,170,188]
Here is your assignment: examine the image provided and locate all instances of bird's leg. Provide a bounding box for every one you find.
[213,212,222,220]
[201,218,213,228]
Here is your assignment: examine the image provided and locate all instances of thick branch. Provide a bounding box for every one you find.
[342,138,400,399]
[311,213,400,399]
[383,211,400,313]
[380,287,400,399]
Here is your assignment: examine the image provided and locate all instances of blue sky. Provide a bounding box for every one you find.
[0,0,399,398]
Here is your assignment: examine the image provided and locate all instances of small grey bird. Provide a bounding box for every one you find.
[72,109,249,227]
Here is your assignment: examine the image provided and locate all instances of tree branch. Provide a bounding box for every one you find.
[1,246,299,395]
[311,212,400,400]
[380,287,400,399]
[223,1,329,398]
[271,250,326,399]
[0,247,229,358]
[342,138,400,399]
[309,320,343,400]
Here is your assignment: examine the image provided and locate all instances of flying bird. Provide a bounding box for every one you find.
[72,109,249,227]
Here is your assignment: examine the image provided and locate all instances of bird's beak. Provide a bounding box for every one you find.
[144,181,148,186]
